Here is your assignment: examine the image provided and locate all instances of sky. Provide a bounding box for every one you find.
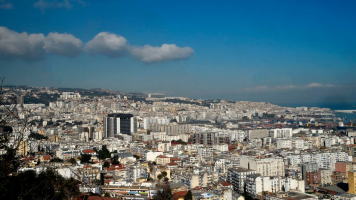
[0,0,356,107]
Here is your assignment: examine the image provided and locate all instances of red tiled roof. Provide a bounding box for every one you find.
[43,155,51,160]
[22,156,35,161]
[157,155,169,158]
[221,182,232,186]
[106,167,126,171]
[82,149,96,153]
[167,163,178,166]
[171,142,183,146]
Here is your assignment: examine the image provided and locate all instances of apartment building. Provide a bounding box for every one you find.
[240,156,285,177]
[227,167,256,193]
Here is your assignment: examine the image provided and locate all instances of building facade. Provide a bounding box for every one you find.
[105,113,137,138]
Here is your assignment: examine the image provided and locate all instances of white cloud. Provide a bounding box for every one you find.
[34,0,72,11]
[130,44,194,63]
[307,83,334,88]
[84,32,128,58]
[0,26,46,60]
[44,32,82,57]
[0,27,83,60]
[0,27,194,63]
[85,33,194,63]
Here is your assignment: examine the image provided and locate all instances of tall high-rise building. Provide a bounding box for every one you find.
[104,113,137,138]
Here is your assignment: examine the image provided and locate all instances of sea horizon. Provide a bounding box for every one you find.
[276,102,356,110]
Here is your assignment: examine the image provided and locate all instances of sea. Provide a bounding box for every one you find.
[276,102,356,121]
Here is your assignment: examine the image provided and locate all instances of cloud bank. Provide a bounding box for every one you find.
[0,27,81,60]
[130,44,194,63]
[85,32,194,62]
[0,27,194,63]
[44,32,82,57]
[85,32,128,58]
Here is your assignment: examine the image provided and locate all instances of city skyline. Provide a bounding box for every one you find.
[1,0,356,105]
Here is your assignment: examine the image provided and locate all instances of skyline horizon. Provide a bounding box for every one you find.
[4,82,356,109]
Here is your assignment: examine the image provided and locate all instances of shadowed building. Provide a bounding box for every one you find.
[104,113,137,138]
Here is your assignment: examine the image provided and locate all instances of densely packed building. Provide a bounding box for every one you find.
[1,86,356,199]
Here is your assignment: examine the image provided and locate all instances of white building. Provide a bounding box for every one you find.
[239,156,285,177]
[60,92,81,99]
[270,128,293,138]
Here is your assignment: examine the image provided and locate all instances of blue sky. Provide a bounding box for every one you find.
[1,0,355,106]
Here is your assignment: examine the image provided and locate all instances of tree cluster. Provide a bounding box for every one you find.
[97,145,111,159]
[0,169,79,199]
[80,154,92,164]
[29,132,48,140]
[111,155,120,165]
[50,157,64,163]
[153,184,173,200]
[171,139,187,145]
[157,171,168,182]
[0,78,81,199]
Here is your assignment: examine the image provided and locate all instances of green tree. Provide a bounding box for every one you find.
[80,154,91,164]
[29,132,48,140]
[241,193,255,200]
[111,155,120,165]
[50,157,64,162]
[184,190,193,200]
[0,122,12,133]
[173,139,187,145]
[161,171,167,178]
[157,174,163,182]
[103,161,110,168]
[242,116,249,120]
[0,169,79,199]
[0,79,79,199]
[133,154,140,160]
[69,158,76,165]
[153,184,173,200]
[98,145,111,159]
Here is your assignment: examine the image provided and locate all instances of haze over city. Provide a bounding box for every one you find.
[1,0,356,106]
